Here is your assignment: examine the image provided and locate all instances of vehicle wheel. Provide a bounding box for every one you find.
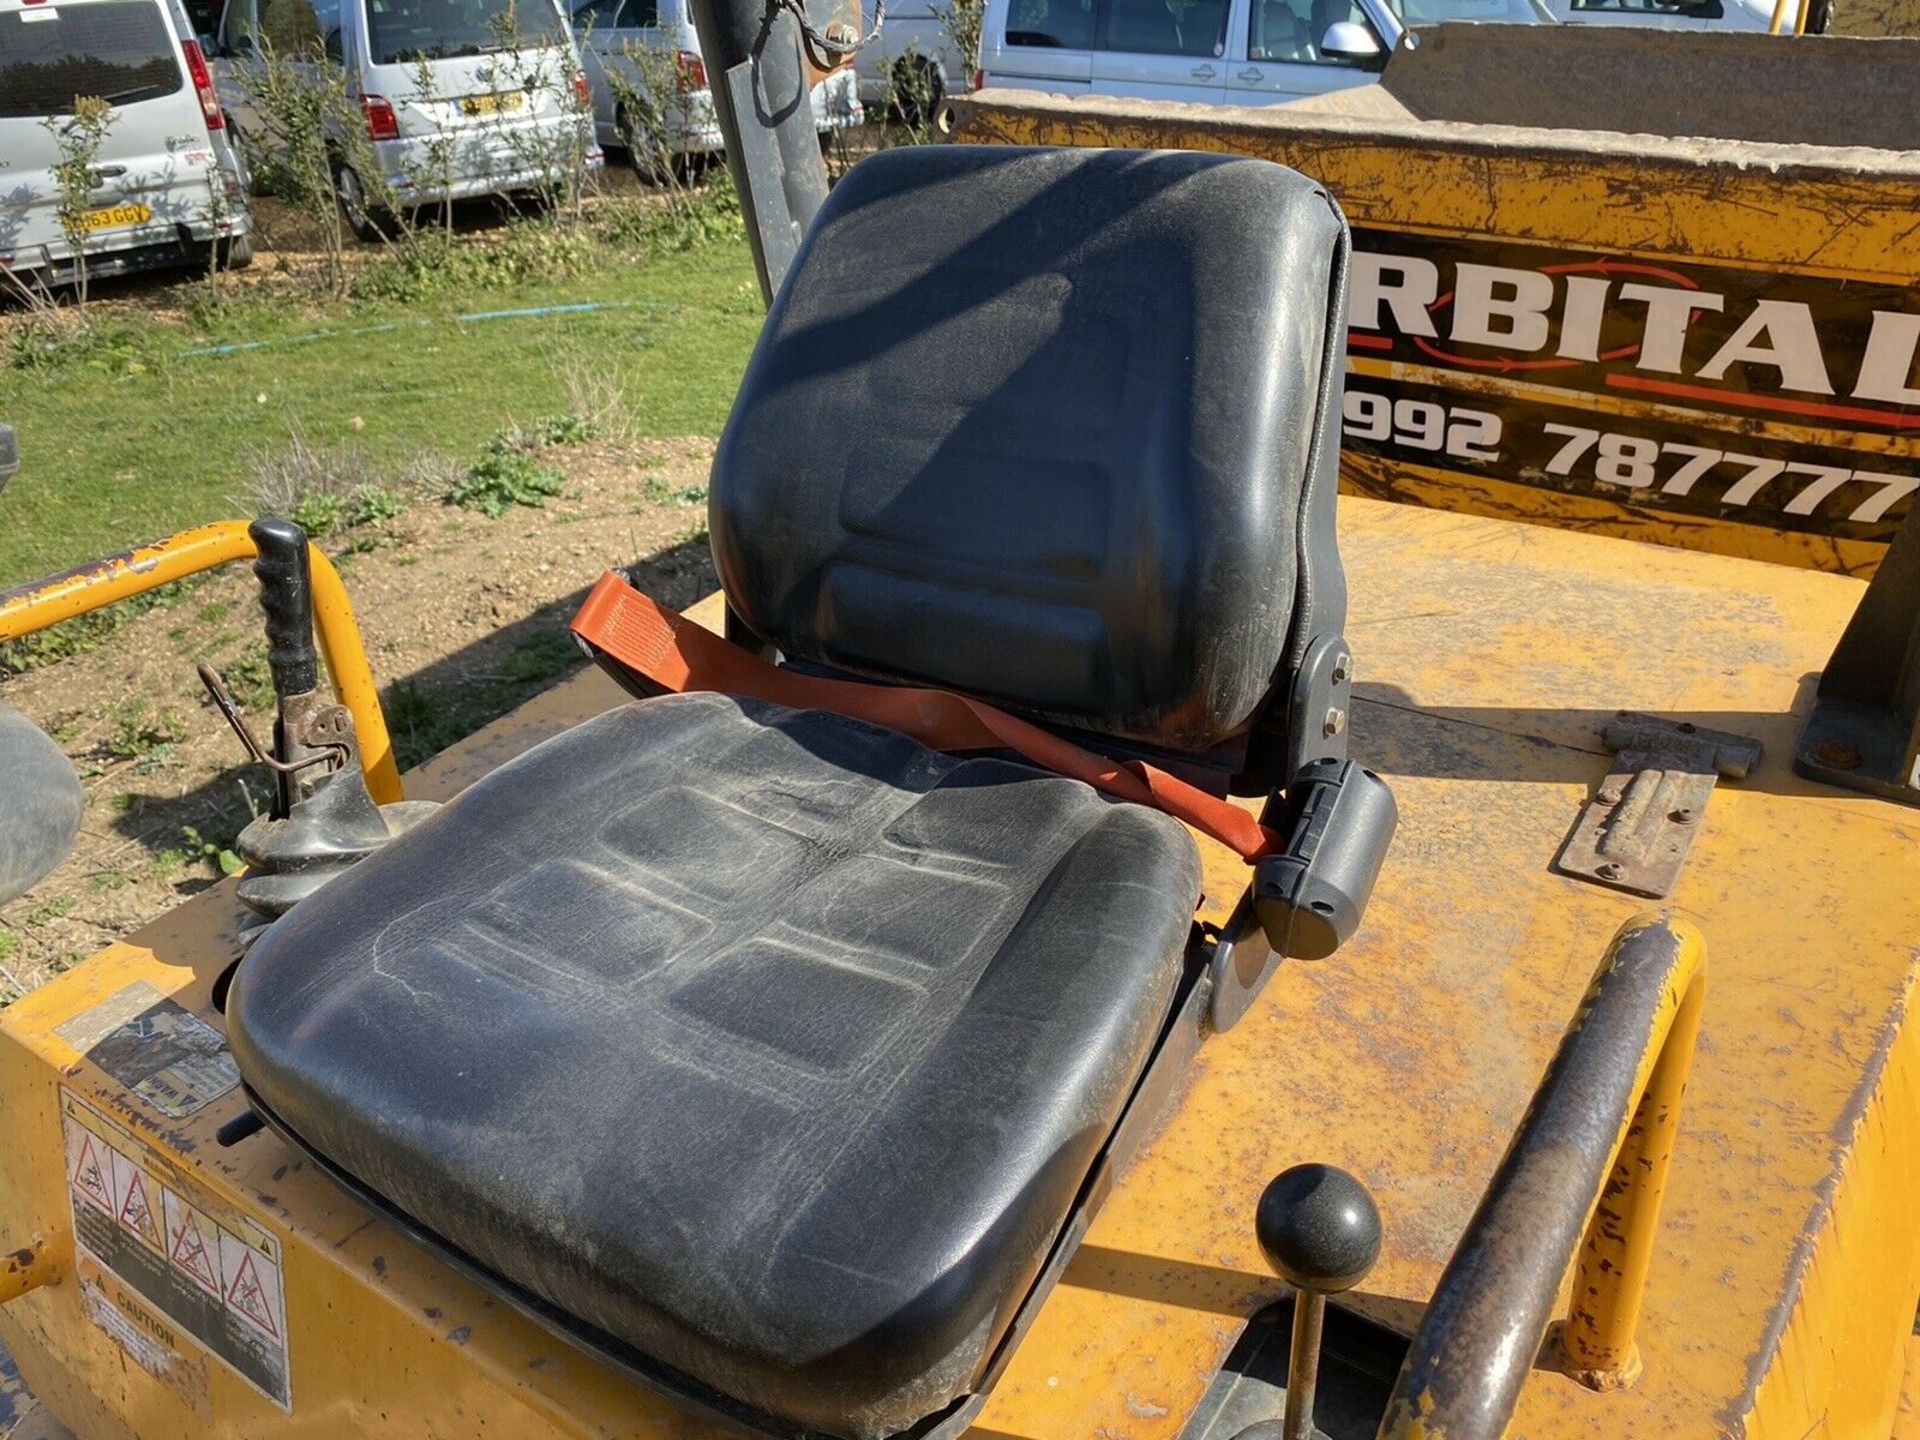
[333,163,389,243]
[218,232,254,270]
[618,105,670,184]
[889,54,943,127]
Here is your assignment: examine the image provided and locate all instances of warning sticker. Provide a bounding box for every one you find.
[61,1090,291,1409]
[112,1153,163,1254]
[54,981,240,1118]
[163,1189,223,1299]
[76,1264,212,1412]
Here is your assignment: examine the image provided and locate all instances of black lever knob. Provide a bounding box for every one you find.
[249,517,318,702]
[1255,1164,1382,1440]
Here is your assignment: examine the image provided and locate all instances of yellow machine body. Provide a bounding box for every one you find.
[6,46,1920,1437]
[2,496,1918,1440]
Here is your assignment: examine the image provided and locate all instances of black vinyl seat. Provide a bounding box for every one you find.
[228,145,1354,1439]
[231,692,1202,1437]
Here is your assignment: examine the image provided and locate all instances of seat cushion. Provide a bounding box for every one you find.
[227,691,1203,1438]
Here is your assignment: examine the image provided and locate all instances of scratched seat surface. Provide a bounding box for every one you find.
[228,690,1203,1439]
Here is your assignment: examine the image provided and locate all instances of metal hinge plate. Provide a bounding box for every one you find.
[1556,712,1762,899]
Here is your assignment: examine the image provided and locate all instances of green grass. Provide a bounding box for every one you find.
[0,235,762,587]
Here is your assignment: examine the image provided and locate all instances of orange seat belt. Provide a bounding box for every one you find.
[569,572,1282,861]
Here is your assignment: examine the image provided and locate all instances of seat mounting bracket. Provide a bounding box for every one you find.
[1555,713,1761,900]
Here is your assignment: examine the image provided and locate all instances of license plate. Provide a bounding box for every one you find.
[80,203,151,232]
[460,92,525,117]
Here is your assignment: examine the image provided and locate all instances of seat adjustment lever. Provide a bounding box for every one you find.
[1254,759,1396,961]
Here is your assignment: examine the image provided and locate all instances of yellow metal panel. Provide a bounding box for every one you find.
[1895,1334,1920,1439]
[2,510,1916,1440]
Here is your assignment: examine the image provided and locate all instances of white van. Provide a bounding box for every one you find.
[571,0,860,165]
[213,0,602,237]
[980,0,1548,107]
[0,0,252,289]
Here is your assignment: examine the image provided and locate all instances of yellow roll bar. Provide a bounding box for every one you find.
[1378,914,1706,1438]
[0,522,402,805]
[1768,0,1812,35]
[0,1236,60,1306]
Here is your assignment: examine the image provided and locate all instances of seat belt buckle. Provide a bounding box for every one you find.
[1253,758,1397,961]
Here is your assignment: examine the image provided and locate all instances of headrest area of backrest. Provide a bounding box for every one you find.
[709,145,1347,757]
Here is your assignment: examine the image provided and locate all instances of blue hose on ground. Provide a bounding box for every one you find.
[176,299,667,359]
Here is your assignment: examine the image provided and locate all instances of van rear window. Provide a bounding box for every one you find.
[0,1,182,119]
[364,0,565,64]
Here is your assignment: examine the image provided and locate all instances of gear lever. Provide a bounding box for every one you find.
[1254,1164,1383,1440]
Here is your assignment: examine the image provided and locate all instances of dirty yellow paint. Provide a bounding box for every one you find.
[0,1240,61,1308]
[2,504,1917,1440]
[1894,1334,1920,1439]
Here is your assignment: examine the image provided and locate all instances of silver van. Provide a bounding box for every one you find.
[980,0,1549,107]
[571,0,859,165]
[213,0,602,237]
[0,0,252,289]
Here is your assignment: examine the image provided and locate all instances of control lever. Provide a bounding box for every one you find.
[1253,1164,1383,1440]
[199,517,437,940]
[249,517,328,816]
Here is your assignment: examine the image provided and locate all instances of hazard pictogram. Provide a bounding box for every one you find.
[116,1167,161,1251]
[70,1135,113,1214]
[169,1210,221,1296]
[225,1251,279,1340]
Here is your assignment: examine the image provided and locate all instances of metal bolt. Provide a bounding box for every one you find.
[1331,652,1351,685]
[1670,806,1696,824]
[1814,739,1863,771]
[1596,861,1623,880]
[1323,706,1347,738]
[1597,787,1622,806]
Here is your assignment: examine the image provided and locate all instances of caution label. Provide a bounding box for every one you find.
[61,1090,291,1410]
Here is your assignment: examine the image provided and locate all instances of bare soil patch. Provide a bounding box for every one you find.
[0,434,718,1000]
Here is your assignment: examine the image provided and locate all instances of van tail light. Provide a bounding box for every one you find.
[674,50,706,91]
[182,39,224,129]
[572,69,590,106]
[362,95,400,141]
[971,67,983,90]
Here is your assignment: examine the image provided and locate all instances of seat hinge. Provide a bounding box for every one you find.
[1555,713,1761,900]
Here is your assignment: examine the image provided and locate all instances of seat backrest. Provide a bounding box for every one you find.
[1255,0,1308,58]
[709,146,1351,783]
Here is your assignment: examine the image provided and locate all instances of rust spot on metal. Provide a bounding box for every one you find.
[0,545,144,604]
[1814,738,1863,770]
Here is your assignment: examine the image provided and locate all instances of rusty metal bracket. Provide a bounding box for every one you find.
[1794,495,1920,807]
[1556,713,1761,899]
